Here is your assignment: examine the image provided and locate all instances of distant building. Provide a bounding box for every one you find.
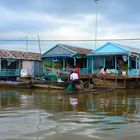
[89,42,140,76]
[42,44,92,75]
[0,49,42,79]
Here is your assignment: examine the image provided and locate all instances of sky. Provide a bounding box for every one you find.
[0,0,140,53]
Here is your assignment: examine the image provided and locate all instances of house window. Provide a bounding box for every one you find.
[1,59,19,69]
[66,58,74,68]
[76,58,87,68]
[93,56,104,69]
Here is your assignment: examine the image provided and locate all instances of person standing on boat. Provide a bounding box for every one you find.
[74,65,80,77]
[70,71,79,90]
[70,71,78,81]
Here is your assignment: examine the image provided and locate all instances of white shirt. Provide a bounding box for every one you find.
[100,68,110,74]
[70,73,78,81]
[105,69,110,74]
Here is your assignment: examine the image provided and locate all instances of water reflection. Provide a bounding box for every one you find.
[0,88,140,140]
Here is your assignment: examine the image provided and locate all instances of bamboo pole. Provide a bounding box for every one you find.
[42,66,69,75]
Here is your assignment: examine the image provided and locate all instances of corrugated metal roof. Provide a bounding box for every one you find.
[42,44,93,58]
[59,44,92,54]
[90,42,140,55]
[0,49,41,61]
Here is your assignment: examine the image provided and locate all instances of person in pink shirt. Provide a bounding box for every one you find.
[74,65,80,77]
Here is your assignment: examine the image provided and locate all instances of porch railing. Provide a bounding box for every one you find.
[0,69,20,77]
[93,69,140,76]
[80,68,92,75]
[43,68,140,76]
[43,67,92,75]
[127,69,139,76]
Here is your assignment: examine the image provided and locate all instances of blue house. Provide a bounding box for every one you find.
[42,44,92,75]
[89,42,140,76]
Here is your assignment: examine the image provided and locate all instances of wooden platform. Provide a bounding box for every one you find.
[76,87,113,94]
[92,74,140,88]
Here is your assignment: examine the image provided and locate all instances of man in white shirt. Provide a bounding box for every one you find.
[70,71,78,81]
[70,71,79,90]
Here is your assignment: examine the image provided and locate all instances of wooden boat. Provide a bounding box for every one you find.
[0,80,32,88]
[26,75,113,93]
[30,76,113,94]
[31,84,65,90]
[0,74,113,94]
[0,76,69,90]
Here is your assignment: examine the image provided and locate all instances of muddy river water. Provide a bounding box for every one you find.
[0,88,140,140]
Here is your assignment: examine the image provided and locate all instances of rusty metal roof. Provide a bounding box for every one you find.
[0,49,41,61]
[59,44,92,54]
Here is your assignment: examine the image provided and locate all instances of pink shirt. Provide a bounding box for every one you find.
[74,67,80,77]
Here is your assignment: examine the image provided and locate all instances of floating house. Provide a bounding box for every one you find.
[42,44,92,75]
[89,42,140,76]
[0,49,42,80]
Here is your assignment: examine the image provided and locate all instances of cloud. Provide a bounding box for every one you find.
[0,0,140,52]
[0,0,95,15]
[100,0,140,24]
[0,4,96,39]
